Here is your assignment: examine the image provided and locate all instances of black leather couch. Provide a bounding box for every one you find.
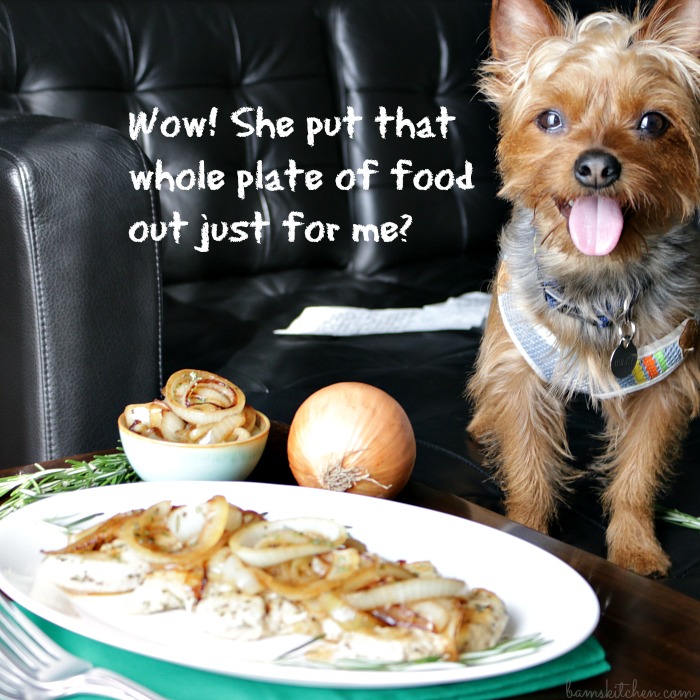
[1,0,698,599]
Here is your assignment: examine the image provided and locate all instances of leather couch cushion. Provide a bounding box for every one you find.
[324,0,503,274]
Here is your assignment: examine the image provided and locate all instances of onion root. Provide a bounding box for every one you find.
[320,456,392,493]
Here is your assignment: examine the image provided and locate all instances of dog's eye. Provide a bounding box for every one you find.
[536,110,564,132]
[637,112,669,138]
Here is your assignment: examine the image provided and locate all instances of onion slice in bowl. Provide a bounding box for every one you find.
[124,401,186,442]
[163,369,246,426]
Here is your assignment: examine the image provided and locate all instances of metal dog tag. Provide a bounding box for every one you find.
[610,338,638,378]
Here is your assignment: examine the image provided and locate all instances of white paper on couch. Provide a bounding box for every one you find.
[274,291,492,336]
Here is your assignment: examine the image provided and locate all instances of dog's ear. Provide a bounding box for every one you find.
[489,0,561,62]
[640,0,700,56]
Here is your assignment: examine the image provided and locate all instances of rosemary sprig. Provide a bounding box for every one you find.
[0,450,139,520]
[43,512,106,532]
[276,632,550,671]
[656,505,700,531]
[457,632,551,666]
[276,634,326,661]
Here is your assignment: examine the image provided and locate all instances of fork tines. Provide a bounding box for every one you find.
[0,590,85,681]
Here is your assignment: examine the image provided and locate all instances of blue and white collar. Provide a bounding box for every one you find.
[497,264,697,399]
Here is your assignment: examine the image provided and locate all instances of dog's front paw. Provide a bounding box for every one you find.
[608,542,671,577]
[606,510,672,576]
[505,504,551,535]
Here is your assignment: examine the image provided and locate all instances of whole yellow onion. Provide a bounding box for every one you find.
[287,382,416,498]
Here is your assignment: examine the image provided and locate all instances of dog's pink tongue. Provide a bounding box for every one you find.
[568,197,624,256]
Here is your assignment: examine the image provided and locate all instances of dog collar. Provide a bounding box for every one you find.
[497,265,697,398]
[541,280,636,329]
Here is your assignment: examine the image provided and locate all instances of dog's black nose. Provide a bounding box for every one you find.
[574,150,621,189]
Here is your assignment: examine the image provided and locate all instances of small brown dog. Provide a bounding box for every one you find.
[467,0,700,575]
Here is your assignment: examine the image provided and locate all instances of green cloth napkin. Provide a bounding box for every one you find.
[29,612,609,700]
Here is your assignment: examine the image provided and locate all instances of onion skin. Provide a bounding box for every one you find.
[287,382,416,499]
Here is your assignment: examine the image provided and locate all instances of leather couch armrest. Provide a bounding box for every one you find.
[0,113,162,467]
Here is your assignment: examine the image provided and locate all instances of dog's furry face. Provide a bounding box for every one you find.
[480,1,700,263]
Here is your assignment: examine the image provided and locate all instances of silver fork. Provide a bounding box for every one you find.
[0,591,168,700]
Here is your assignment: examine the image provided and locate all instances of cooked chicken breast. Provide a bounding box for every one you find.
[39,540,151,594]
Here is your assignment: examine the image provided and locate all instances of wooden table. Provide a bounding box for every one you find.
[2,423,699,697]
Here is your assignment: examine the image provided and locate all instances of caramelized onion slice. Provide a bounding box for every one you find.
[186,412,246,445]
[119,496,230,566]
[314,592,381,631]
[163,369,246,426]
[229,517,347,568]
[343,577,468,611]
[124,401,186,442]
[251,567,348,600]
[337,558,414,592]
[42,510,144,555]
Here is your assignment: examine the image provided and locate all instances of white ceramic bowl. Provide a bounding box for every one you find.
[117,410,270,482]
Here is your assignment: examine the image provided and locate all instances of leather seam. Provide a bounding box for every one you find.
[0,146,53,457]
[133,143,164,389]
[322,2,355,272]
[113,1,135,89]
